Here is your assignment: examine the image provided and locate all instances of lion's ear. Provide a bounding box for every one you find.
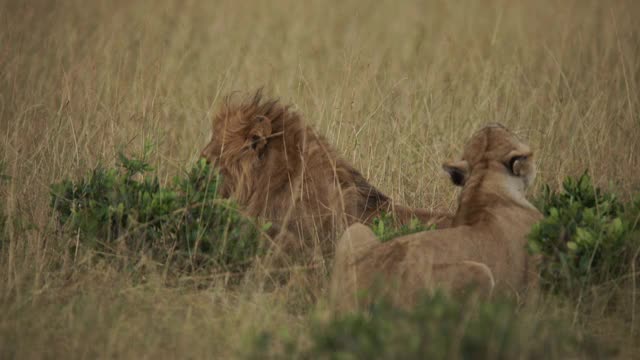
[442,160,469,186]
[248,116,272,156]
[249,133,267,153]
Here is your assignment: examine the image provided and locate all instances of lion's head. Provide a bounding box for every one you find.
[200,90,303,204]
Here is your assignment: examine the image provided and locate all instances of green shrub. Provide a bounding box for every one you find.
[50,151,266,273]
[370,212,434,242]
[252,292,591,360]
[528,173,640,295]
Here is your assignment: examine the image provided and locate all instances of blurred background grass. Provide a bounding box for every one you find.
[1,0,639,358]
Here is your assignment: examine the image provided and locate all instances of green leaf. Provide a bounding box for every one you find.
[575,227,594,245]
[261,222,273,232]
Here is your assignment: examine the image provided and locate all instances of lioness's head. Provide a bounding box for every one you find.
[442,124,535,191]
[200,90,297,199]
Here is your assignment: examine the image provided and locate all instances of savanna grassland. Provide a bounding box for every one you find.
[1,0,640,358]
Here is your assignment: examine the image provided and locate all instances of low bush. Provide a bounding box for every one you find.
[252,292,594,360]
[528,173,640,295]
[50,151,266,273]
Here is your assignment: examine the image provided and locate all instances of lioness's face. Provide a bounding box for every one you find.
[443,124,535,189]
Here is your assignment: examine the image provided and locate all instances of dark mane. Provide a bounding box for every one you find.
[346,164,391,210]
[222,88,291,131]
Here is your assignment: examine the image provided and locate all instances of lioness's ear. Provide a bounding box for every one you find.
[443,160,469,186]
[506,150,533,177]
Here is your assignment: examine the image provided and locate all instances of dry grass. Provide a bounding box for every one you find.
[1,0,639,358]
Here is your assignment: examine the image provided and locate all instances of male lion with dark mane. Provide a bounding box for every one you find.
[200,90,451,257]
[330,124,542,310]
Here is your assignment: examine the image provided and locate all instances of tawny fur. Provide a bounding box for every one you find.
[330,124,542,310]
[200,90,451,257]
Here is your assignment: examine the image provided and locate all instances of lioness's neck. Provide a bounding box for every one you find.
[452,163,537,226]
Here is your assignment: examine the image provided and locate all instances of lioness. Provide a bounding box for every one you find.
[200,90,451,256]
[331,124,542,309]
